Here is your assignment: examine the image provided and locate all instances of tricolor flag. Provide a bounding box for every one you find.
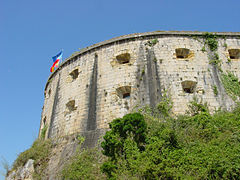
[50,51,63,72]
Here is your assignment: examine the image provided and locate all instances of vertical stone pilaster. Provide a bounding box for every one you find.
[48,74,61,138]
[87,54,98,131]
[146,48,162,108]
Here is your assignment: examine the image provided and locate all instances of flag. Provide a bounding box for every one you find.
[50,51,63,72]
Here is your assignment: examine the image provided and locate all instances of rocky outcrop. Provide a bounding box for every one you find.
[6,159,34,180]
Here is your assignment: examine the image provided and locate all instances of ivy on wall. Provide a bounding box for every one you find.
[221,72,240,101]
[200,32,240,101]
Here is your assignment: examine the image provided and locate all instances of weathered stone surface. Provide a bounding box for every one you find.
[6,159,34,180]
[41,130,105,180]
[40,31,240,140]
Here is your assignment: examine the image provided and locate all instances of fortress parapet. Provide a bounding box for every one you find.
[40,31,240,146]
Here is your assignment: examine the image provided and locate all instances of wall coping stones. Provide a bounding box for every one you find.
[45,31,240,90]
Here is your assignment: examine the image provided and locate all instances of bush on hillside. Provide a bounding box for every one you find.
[60,148,106,180]
[58,99,240,179]
[100,100,240,179]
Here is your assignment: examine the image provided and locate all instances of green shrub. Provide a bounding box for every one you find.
[101,100,240,179]
[101,113,147,161]
[12,98,240,179]
[101,113,147,178]
[61,148,105,180]
[187,97,209,116]
[156,92,173,117]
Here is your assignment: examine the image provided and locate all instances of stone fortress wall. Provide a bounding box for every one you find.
[39,31,240,145]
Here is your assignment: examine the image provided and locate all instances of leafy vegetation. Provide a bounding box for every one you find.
[11,88,240,179]
[221,71,240,100]
[186,97,209,116]
[201,32,222,69]
[61,148,105,180]
[200,32,240,102]
[13,96,239,179]
[223,42,228,49]
[59,97,240,179]
[101,113,147,161]
[213,85,218,96]
[209,52,221,66]
[40,125,48,140]
[203,32,218,52]
[145,39,159,47]
[100,113,147,179]
[201,46,206,52]
[99,99,240,179]
[156,92,173,117]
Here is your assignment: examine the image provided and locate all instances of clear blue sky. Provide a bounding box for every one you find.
[0,0,239,178]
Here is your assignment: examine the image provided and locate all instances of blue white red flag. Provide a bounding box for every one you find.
[50,51,63,72]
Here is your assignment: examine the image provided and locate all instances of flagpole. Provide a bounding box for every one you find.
[60,49,63,64]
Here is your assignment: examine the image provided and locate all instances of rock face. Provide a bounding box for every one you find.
[6,159,34,180]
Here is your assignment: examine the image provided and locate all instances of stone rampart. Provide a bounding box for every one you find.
[40,31,240,142]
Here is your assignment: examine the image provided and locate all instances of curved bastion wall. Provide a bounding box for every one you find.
[39,31,240,143]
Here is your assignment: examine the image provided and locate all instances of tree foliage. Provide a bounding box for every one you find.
[101,113,147,178]
[101,101,240,179]
[101,113,147,160]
